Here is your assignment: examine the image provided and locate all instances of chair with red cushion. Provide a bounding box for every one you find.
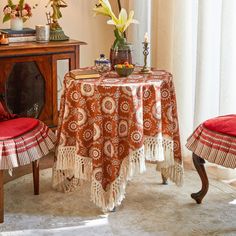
[0,100,56,223]
[186,114,236,203]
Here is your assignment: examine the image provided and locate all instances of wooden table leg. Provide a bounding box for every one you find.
[161,174,168,185]
[0,170,4,223]
[191,153,209,204]
[32,161,39,195]
[110,207,116,212]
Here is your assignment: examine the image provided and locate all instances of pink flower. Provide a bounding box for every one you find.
[24,3,31,11]
[21,9,28,16]
[2,1,34,23]
[3,6,11,14]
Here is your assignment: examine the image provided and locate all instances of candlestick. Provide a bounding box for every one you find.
[140,41,151,74]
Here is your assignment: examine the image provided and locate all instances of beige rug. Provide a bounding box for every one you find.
[1,164,236,236]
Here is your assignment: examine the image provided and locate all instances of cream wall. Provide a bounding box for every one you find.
[0,0,118,67]
[152,0,175,71]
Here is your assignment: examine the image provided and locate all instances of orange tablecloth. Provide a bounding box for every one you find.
[52,69,183,210]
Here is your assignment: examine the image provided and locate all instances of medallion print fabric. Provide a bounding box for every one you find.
[53,69,183,211]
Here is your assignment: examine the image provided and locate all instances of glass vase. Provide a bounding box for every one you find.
[10,17,23,31]
[110,29,133,69]
[110,44,132,69]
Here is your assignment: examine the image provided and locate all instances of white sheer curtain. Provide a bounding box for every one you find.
[194,0,236,124]
[127,0,152,66]
[129,0,236,180]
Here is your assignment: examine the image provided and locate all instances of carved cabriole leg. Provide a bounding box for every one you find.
[191,153,209,204]
[32,161,39,195]
[161,174,168,185]
[0,170,4,223]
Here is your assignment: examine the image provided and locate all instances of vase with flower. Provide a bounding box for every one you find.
[93,0,138,68]
[3,0,33,31]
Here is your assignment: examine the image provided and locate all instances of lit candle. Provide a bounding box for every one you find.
[144,32,149,43]
[0,34,9,45]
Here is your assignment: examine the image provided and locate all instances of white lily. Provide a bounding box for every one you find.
[93,0,118,23]
[107,8,139,33]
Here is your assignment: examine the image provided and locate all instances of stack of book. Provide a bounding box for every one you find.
[0,28,36,43]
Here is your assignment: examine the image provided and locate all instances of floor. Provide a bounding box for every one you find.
[1,164,236,235]
[4,152,236,191]
[3,153,54,184]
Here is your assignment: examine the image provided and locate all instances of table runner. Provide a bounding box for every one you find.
[52,69,183,210]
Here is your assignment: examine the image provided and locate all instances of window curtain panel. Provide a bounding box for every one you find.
[128,0,236,181]
[127,0,152,66]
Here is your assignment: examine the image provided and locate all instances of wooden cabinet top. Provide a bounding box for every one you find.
[0,39,87,58]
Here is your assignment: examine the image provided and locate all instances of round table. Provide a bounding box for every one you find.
[53,69,183,211]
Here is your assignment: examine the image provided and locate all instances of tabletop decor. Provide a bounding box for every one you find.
[114,62,134,77]
[0,27,36,43]
[93,0,138,68]
[140,32,151,74]
[52,68,183,211]
[3,0,34,30]
[35,24,50,43]
[0,32,9,45]
[46,0,69,41]
[94,54,111,73]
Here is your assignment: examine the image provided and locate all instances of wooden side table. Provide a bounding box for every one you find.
[0,39,86,127]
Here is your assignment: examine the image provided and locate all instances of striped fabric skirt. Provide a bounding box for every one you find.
[0,119,56,170]
[186,115,236,169]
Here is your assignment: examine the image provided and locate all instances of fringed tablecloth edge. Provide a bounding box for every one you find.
[52,146,92,192]
[146,136,183,187]
[52,135,184,210]
[52,146,145,211]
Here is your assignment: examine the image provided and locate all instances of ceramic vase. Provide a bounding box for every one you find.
[10,17,23,31]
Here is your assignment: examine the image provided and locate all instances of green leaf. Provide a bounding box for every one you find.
[3,14,11,23]
[7,0,14,7]
[19,0,24,10]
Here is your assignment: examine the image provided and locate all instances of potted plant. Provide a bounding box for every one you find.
[3,0,34,30]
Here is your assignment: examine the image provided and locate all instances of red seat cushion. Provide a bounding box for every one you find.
[0,118,39,140]
[203,114,236,137]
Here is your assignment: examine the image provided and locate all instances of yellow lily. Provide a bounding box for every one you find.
[107,8,139,33]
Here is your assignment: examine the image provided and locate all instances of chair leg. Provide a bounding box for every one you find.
[161,174,168,185]
[191,153,209,204]
[0,170,4,223]
[32,161,39,195]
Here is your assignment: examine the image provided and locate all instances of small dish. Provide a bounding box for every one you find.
[114,64,134,77]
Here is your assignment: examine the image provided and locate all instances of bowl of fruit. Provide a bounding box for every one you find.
[114,62,134,77]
